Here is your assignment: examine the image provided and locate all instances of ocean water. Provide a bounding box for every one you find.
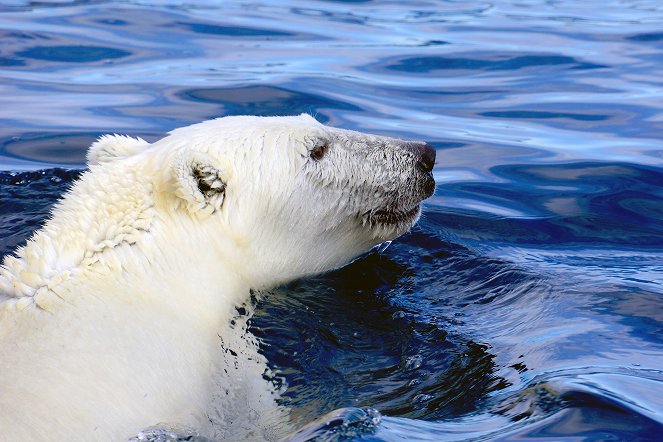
[1,1,662,441]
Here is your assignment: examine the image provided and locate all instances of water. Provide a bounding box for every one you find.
[1,1,662,440]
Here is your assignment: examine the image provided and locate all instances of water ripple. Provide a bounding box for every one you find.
[0,1,662,441]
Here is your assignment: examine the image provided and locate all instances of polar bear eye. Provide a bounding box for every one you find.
[310,143,328,161]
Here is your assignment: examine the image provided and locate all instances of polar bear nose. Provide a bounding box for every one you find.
[413,143,436,173]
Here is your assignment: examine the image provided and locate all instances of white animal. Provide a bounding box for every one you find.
[0,114,435,441]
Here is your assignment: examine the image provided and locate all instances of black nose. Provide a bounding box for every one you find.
[414,143,436,173]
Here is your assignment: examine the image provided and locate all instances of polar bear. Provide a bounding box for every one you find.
[0,114,435,441]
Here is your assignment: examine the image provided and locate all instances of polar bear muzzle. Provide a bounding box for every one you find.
[320,130,436,234]
[362,142,435,228]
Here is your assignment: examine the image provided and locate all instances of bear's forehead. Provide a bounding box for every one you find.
[213,114,322,131]
[174,114,329,143]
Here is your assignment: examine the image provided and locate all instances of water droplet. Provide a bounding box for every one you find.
[413,393,433,404]
[405,354,423,370]
[377,240,392,252]
[392,310,406,320]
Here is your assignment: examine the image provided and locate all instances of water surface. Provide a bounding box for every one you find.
[1,1,662,441]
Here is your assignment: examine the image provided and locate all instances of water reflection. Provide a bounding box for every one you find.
[2,132,100,164]
[377,54,606,74]
[0,0,662,440]
[17,45,131,62]
[479,110,610,121]
[180,85,361,119]
[176,21,299,38]
[433,161,663,247]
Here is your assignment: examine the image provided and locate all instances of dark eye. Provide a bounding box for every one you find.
[310,143,328,161]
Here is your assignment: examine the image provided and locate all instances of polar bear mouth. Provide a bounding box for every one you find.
[364,205,421,227]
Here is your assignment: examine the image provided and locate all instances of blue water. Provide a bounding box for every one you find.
[1,1,662,441]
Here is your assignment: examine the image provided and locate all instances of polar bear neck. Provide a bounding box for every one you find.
[0,159,246,319]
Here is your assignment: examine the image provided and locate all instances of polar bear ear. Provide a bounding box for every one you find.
[172,151,226,219]
[87,134,150,165]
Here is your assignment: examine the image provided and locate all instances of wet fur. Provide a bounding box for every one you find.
[0,114,434,440]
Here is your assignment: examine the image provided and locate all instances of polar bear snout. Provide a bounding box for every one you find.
[411,142,436,174]
[398,140,436,201]
[410,142,436,199]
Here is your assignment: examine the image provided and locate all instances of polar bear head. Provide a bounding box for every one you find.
[89,114,435,289]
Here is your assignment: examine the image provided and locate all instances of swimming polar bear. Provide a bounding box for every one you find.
[0,114,435,441]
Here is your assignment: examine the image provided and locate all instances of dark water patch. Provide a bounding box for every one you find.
[253,235,544,425]
[320,0,373,3]
[421,40,448,46]
[0,169,81,254]
[480,110,609,121]
[176,21,297,38]
[291,7,335,18]
[0,30,49,40]
[16,45,131,62]
[0,1,106,12]
[0,57,25,67]
[290,7,368,25]
[1,133,99,165]
[428,141,467,150]
[393,88,503,97]
[502,388,663,441]
[373,368,663,441]
[627,32,663,42]
[494,162,663,189]
[0,168,80,187]
[434,162,663,247]
[377,341,507,420]
[95,18,128,26]
[392,230,548,312]
[492,367,663,441]
[180,85,361,120]
[370,86,505,105]
[376,54,607,74]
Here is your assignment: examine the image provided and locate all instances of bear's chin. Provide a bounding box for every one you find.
[370,205,420,225]
[361,204,422,236]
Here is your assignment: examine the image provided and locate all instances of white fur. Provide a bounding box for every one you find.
[0,115,431,441]
[87,134,149,165]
